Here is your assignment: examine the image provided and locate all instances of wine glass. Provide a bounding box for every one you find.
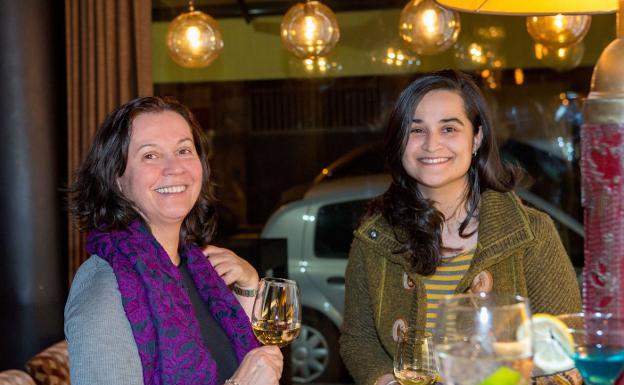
[251,277,301,347]
[434,292,533,385]
[394,327,438,385]
[557,312,624,385]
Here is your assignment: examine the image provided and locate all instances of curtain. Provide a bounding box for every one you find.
[65,0,153,280]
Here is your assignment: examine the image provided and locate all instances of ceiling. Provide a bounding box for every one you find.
[153,0,407,21]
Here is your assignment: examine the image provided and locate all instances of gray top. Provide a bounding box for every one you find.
[64,255,143,385]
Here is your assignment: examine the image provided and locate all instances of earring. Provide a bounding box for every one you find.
[472,149,477,157]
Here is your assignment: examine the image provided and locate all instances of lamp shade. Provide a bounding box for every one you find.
[526,14,591,48]
[399,0,461,55]
[280,1,340,59]
[166,9,224,68]
[434,0,617,15]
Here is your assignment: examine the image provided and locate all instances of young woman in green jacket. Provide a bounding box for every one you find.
[339,70,581,385]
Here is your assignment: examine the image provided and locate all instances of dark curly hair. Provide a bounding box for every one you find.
[371,70,521,275]
[69,96,217,247]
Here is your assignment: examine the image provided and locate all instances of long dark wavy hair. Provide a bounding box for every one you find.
[69,96,217,247]
[371,70,521,275]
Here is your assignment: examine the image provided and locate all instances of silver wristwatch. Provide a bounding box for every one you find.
[232,284,257,297]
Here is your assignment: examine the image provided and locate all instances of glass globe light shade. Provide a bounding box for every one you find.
[399,0,461,55]
[526,14,591,49]
[166,9,224,68]
[281,1,340,59]
[534,42,585,71]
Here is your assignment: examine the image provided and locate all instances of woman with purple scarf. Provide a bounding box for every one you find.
[64,96,283,385]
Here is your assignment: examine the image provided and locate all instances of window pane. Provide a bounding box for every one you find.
[314,200,368,259]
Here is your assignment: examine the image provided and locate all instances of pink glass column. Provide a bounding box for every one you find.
[581,122,624,316]
[581,4,624,384]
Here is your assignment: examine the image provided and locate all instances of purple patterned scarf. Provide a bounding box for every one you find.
[86,221,260,385]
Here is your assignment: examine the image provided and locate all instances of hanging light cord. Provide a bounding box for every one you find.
[476,0,489,12]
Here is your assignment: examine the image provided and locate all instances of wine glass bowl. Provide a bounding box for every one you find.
[434,293,533,385]
[251,277,301,347]
[557,312,624,385]
[393,328,438,385]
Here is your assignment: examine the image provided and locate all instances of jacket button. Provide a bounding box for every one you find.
[403,272,415,289]
[392,318,407,342]
[368,229,378,240]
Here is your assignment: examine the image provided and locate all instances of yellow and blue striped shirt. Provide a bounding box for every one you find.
[424,249,474,333]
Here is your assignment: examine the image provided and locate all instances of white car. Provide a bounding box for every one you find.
[261,174,583,383]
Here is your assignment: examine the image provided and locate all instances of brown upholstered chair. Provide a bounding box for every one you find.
[0,370,36,385]
[24,341,70,385]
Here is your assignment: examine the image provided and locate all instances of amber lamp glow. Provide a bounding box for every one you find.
[526,14,591,48]
[533,42,585,70]
[399,0,461,55]
[166,1,224,68]
[280,0,340,59]
[434,0,617,14]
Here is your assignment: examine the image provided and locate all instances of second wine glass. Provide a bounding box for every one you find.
[394,328,438,385]
[252,277,301,347]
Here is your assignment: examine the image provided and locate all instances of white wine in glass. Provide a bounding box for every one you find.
[394,328,438,385]
[252,277,301,347]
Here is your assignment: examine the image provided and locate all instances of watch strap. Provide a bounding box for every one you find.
[232,284,257,297]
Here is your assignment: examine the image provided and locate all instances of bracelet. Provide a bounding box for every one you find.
[232,284,257,297]
[225,378,241,385]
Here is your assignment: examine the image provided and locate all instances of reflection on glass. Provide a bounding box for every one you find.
[454,40,504,71]
[288,56,342,76]
[534,42,585,71]
[371,47,421,69]
[474,25,506,42]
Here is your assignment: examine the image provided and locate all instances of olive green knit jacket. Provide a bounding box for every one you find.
[339,189,581,385]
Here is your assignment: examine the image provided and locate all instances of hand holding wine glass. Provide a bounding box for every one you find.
[252,277,301,347]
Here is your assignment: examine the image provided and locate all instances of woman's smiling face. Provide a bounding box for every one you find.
[401,89,482,199]
[117,110,203,232]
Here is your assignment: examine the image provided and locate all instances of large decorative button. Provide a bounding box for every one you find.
[470,270,493,294]
[392,318,407,342]
[368,229,378,240]
[402,272,415,289]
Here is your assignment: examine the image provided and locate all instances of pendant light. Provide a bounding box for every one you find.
[166,1,224,68]
[280,0,340,59]
[526,14,591,48]
[398,0,461,55]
